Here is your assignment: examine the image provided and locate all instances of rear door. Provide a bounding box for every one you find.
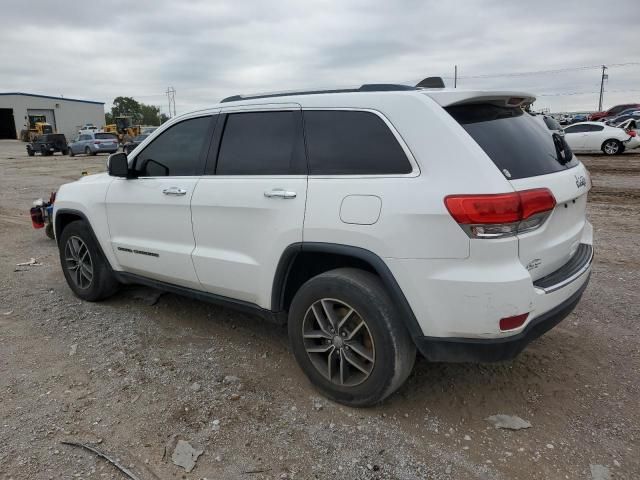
[446,103,590,280]
[582,124,605,151]
[561,124,588,151]
[190,106,307,308]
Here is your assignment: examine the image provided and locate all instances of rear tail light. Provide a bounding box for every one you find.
[30,207,44,229]
[627,129,637,137]
[499,313,529,331]
[444,188,556,238]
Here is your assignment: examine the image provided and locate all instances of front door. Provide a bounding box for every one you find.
[105,114,216,289]
[190,107,307,308]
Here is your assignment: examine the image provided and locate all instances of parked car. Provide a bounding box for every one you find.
[123,134,150,154]
[26,134,68,156]
[68,132,119,156]
[588,103,640,121]
[78,124,100,135]
[570,114,589,123]
[140,126,158,135]
[606,112,640,127]
[563,122,639,155]
[53,84,593,406]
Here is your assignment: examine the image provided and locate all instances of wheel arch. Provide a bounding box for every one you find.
[272,242,424,340]
[54,209,112,269]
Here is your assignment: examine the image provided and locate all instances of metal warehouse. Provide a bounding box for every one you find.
[0,92,105,141]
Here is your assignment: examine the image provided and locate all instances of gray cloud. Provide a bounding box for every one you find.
[1,0,638,114]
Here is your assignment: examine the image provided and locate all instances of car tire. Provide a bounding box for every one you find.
[602,139,622,155]
[62,149,69,155]
[69,148,75,157]
[58,220,119,301]
[45,223,55,239]
[27,148,34,157]
[40,146,47,156]
[288,268,416,407]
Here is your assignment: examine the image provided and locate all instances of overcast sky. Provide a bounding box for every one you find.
[2,0,638,115]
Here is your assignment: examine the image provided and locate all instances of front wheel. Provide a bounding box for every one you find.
[602,139,622,155]
[288,268,416,407]
[58,220,119,301]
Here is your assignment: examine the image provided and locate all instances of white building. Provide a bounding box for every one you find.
[0,92,105,141]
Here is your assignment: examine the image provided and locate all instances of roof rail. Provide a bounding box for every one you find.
[220,83,416,103]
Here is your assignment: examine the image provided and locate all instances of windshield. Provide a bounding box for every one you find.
[446,104,577,180]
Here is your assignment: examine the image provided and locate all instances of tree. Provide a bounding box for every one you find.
[159,113,169,124]
[140,104,161,126]
[111,96,141,121]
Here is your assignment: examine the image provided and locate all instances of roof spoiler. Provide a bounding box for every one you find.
[415,77,445,89]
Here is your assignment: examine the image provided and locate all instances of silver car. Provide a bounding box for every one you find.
[68,132,119,156]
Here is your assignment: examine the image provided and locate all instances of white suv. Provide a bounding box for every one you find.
[53,83,593,406]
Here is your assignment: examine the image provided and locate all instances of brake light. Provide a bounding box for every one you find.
[627,130,637,137]
[444,188,556,238]
[94,140,101,144]
[499,313,529,331]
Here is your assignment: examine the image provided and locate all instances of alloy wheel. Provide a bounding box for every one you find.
[302,298,375,387]
[604,141,619,155]
[64,236,93,289]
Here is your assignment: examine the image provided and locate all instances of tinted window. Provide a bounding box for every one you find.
[215,111,304,175]
[564,125,588,133]
[446,104,578,180]
[95,133,117,140]
[586,124,604,132]
[304,111,411,175]
[543,116,562,131]
[135,116,211,176]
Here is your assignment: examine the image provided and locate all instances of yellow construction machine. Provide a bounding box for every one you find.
[103,116,141,143]
[20,115,54,141]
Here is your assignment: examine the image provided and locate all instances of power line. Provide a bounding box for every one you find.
[447,62,640,80]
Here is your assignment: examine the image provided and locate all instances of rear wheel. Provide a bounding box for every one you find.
[84,146,91,156]
[61,149,69,155]
[602,139,622,155]
[27,148,34,157]
[58,220,119,301]
[288,268,416,407]
[68,148,75,157]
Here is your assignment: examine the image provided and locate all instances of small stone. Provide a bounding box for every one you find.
[171,439,203,473]
[229,393,240,401]
[190,382,201,392]
[613,460,620,467]
[464,435,471,441]
[69,344,77,356]
[546,444,554,449]
[215,455,222,462]
[211,419,220,431]
[445,465,452,474]
[590,464,611,480]
[485,414,531,430]
[223,375,240,384]
[313,402,323,411]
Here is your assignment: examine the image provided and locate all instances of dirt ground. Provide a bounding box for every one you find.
[0,139,638,480]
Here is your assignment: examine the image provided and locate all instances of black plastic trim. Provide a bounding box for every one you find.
[533,243,593,290]
[271,242,425,340]
[221,84,416,103]
[53,209,114,272]
[415,273,591,363]
[114,271,285,324]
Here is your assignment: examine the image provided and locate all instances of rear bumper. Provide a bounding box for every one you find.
[415,273,590,362]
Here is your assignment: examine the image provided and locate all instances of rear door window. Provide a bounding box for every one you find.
[303,110,412,175]
[214,111,305,175]
[446,104,577,179]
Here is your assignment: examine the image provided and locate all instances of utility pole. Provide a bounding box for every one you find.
[454,65,458,88]
[166,87,176,118]
[598,65,607,111]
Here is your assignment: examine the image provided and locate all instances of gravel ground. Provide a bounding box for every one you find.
[0,139,638,480]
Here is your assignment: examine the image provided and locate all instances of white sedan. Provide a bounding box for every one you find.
[563,122,639,155]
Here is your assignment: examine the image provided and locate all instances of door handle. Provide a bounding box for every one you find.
[264,189,297,199]
[162,187,187,196]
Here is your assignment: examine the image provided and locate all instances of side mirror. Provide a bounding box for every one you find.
[107,153,130,177]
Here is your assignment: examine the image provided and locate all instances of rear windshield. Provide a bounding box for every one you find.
[446,104,578,180]
[95,133,117,140]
